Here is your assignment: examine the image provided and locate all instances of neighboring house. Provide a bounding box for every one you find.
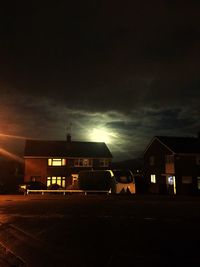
[144,136,200,195]
[0,154,24,193]
[24,135,113,188]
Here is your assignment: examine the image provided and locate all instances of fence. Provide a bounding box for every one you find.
[26,189,111,195]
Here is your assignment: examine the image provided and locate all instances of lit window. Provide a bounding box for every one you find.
[48,158,66,166]
[56,177,62,186]
[151,174,156,183]
[62,179,66,188]
[52,177,57,184]
[47,177,51,187]
[47,176,66,188]
[74,158,92,167]
[99,159,109,167]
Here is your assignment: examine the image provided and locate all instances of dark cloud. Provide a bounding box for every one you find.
[0,1,200,160]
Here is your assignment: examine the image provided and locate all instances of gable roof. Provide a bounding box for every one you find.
[156,136,200,154]
[24,140,113,158]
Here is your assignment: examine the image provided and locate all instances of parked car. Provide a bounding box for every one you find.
[78,169,136,194]
[112,169,136,194]
[47,184,63,190]
[19,181,47,193]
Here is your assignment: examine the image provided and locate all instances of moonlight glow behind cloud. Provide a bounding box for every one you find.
[0,1,200,160]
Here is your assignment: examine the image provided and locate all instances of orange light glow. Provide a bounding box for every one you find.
[0,133,31,140]
[0,148,24,163]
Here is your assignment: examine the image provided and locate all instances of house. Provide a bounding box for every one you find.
[0,151,24,193]
[24,135,113,188]
[144,135,200,195]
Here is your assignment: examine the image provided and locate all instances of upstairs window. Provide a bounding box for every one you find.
[166,155,174,164]
[99,159,109,167]
[74,158,92,167]
[48,158,66,166]
[149,156,155,166]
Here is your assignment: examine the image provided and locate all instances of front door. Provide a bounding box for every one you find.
[166,175,176,195]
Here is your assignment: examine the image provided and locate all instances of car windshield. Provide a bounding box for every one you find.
[113,170,133,184]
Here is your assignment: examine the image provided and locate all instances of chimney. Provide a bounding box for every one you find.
[67,133,71,142]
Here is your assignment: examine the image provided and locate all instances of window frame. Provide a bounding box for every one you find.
[165,155,174,164]
[99,159,109,167]
[48,158,66,166]
[47,176,66,188]
[182,176,192,184]
[74,158,93,167]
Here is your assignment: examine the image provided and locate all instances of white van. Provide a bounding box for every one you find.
[111,169,136,194]
[78,169,136,194]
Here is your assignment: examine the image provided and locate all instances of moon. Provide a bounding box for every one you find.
[90,128,112,143]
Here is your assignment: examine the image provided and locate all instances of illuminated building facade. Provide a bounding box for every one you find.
[24,136,113,188]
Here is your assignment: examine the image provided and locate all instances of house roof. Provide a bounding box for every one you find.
[24,140,113,158]
[156,136,200,154]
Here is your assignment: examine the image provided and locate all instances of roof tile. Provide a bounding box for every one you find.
[24,140,113,158]
[156,136,200,154]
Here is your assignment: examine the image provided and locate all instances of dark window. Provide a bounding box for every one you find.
[149,156,155,166]
[30,176,41,182]
[99,159,109,167]
[74,159,92,167]
[166,155,174,164]
[113,170,134,184]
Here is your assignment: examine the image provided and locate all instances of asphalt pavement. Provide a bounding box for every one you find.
[0,194,199,267]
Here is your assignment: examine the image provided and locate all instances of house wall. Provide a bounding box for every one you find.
[47,166,67,177]
[24,157,112,188]
[175,154,198,176]
[144,138,173,194]
[46,166,74,186]
[175,154,200,194]
[24,158,47,184]
[144,138,200,195]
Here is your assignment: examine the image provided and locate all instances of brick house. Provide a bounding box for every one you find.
[144,136,200,195]
[24,135,113,188]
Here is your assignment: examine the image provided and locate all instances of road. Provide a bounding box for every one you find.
[0,194,199,267]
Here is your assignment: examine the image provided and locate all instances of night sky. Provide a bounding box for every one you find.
[0,0,200,161]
